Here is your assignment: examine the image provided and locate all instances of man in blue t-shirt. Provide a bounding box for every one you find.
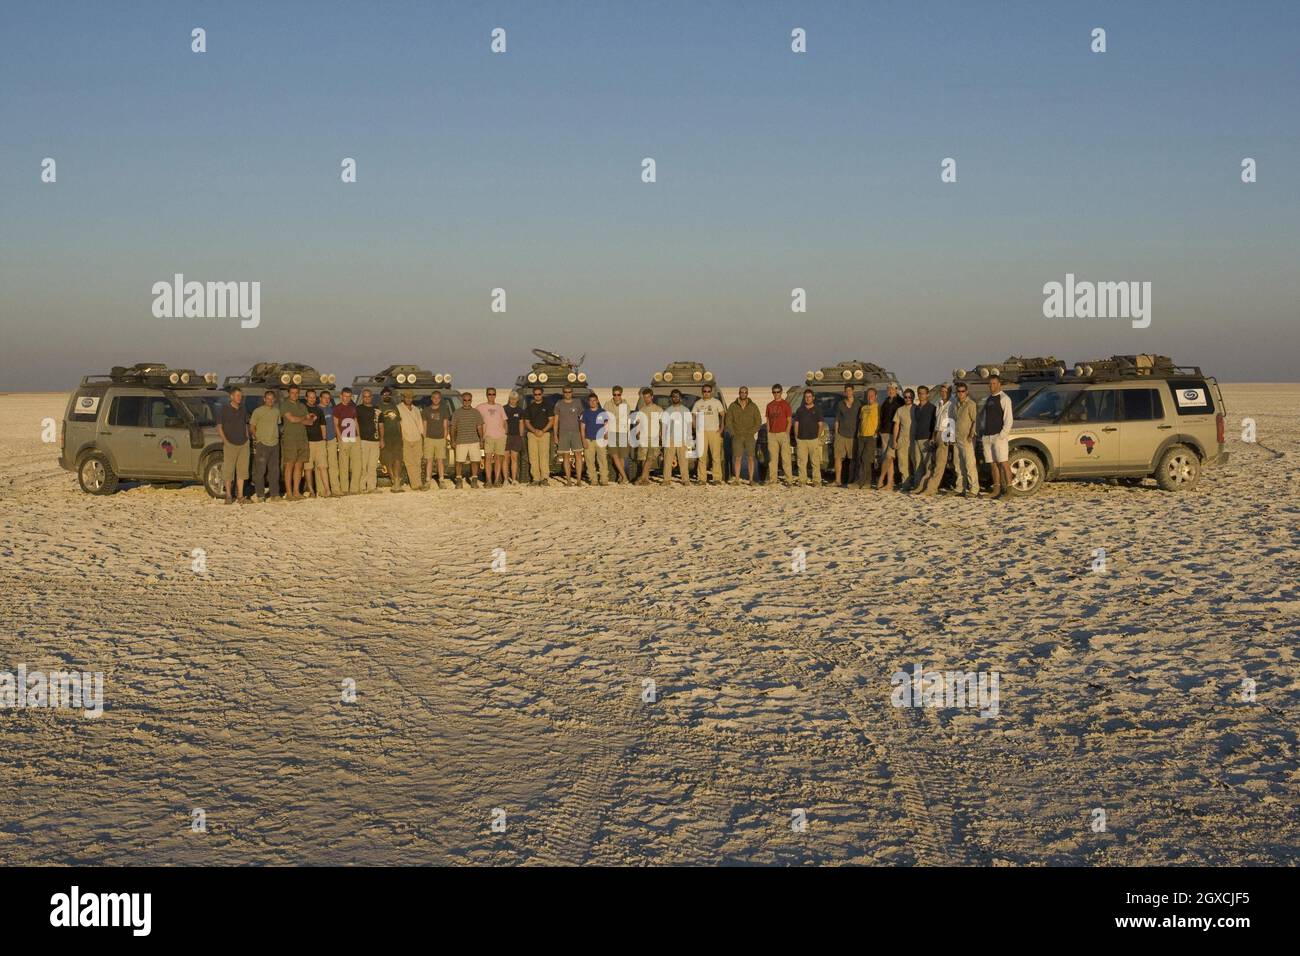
[580,393,610,486]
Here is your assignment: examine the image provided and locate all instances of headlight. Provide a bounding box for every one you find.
[991,367,1001,377]
[806,370,815,382]
[396,373,408,384]
[577,372,587,383]
[654,372,663,382]
[853,369,864,380]
[280,373,292,385]
[841,370,852,380]
[538,373,548,383]
[814,370,824,381]
[663,372,673,382]
[180,372,191,384]
[444,373,452,384]
[292,373,303,385]
[169,372,180,384]
[703,371,713,382]
[434,374,443,384]
[567,372,577,383]
[978,366,990,378]
[954,368,966,379]
[692,371,702,381]
[528,372,537,382]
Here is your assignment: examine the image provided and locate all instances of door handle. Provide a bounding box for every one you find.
[143,432,156,437]
[1102,427,1118,432]
[1157,425,1172,430]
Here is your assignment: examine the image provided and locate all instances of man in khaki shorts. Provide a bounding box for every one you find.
[832,383,858,487]
[217,387,250,504]
[452,391,485,488]
[421,390,452,488]
[476,387,508,487]
[724,385,762,484]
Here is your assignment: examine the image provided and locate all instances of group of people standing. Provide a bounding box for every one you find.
[212,375,1018,503]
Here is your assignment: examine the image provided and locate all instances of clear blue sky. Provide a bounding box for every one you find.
[2,0,1297,389]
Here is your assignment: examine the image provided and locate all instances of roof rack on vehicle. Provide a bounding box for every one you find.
[81,364,219,388]
[953,356,1066,381]
[223,362,337,390]
[804,360,895,384]
[355,364,454,388]
[1070,354,1201,379]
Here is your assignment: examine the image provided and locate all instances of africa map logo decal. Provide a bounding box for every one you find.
[160,439,174,459]
[1077,432,1099,455]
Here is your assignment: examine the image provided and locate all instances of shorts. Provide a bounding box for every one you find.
[733,435,757,457]
[423,436,448,461]
[483,436,506,456]
[833,435,855,460]
[982,436,1009,463]
[281,439,308,464]
[455,443,482,464]
[223,442,250,483]
[506,434,523,453]
[556,432,582,453]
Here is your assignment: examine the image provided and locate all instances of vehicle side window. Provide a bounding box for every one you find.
[109,396,146,427]
[1120,388,1163,421]
[1166,379,1216,416]
[70,392,103,421]
[145,398,181,428]
[1070,389,1118,424]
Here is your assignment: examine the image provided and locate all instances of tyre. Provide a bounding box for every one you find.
[1155,444,1201,491]
[78,452,119,495]
[201,452,225,498]
[1005,447,1044,496]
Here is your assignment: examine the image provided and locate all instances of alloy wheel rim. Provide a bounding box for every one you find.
[83,460,104,490]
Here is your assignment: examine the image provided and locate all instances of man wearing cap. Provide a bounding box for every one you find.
[332,388,362,494]
[421,389,452,489]
[724,385,762,484]
[692,382,726,485]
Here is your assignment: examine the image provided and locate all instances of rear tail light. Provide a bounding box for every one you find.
[1216,412,1225,445]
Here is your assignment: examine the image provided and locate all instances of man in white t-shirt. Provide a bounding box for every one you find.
[692,383,727,485]
[658,390,692,484]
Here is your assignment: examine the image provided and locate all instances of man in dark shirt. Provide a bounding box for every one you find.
[421,390,453,488]
[377,387,405,490]
[503,392,525,485]
[523,386,556,485]
[792,389,825,487]
[356,388,383,492]
[303,389,329,497]
[217,387,250,504]
[832,384,859,487]
[877,383,904,486]
[904,385,937,492]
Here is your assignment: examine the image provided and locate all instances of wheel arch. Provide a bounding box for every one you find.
[1149,433,1208,471]
[1009,437,1054,476]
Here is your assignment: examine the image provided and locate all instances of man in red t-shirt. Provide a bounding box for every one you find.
[331,388,362,494]
[765,383,794,484]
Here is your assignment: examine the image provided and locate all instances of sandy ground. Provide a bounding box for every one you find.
[0,384,1296,865]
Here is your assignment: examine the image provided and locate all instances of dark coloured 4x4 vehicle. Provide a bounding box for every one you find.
[60,363,229,497]
[1004,356,1228,495]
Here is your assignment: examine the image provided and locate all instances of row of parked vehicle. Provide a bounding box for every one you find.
[59,350,1228,496]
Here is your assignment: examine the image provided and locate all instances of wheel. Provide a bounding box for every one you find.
[1156,444,1200,491]
[1005,447,1045,496]
[201,453,225,498]
[78,451,119,495]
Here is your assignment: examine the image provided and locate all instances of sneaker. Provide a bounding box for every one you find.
[224,496,235,505]
[470,478,481,489]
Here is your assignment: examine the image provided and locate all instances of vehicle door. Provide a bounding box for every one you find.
[1117,386,1167,470]
[1058,387,1118,473]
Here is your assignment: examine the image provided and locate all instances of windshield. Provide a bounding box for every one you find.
[653,394,698,409]
[1015,387,1078,422]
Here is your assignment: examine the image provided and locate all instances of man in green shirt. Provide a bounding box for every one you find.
[249,390,283,501]
[724,386,762,485]
[278,384,314,500]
